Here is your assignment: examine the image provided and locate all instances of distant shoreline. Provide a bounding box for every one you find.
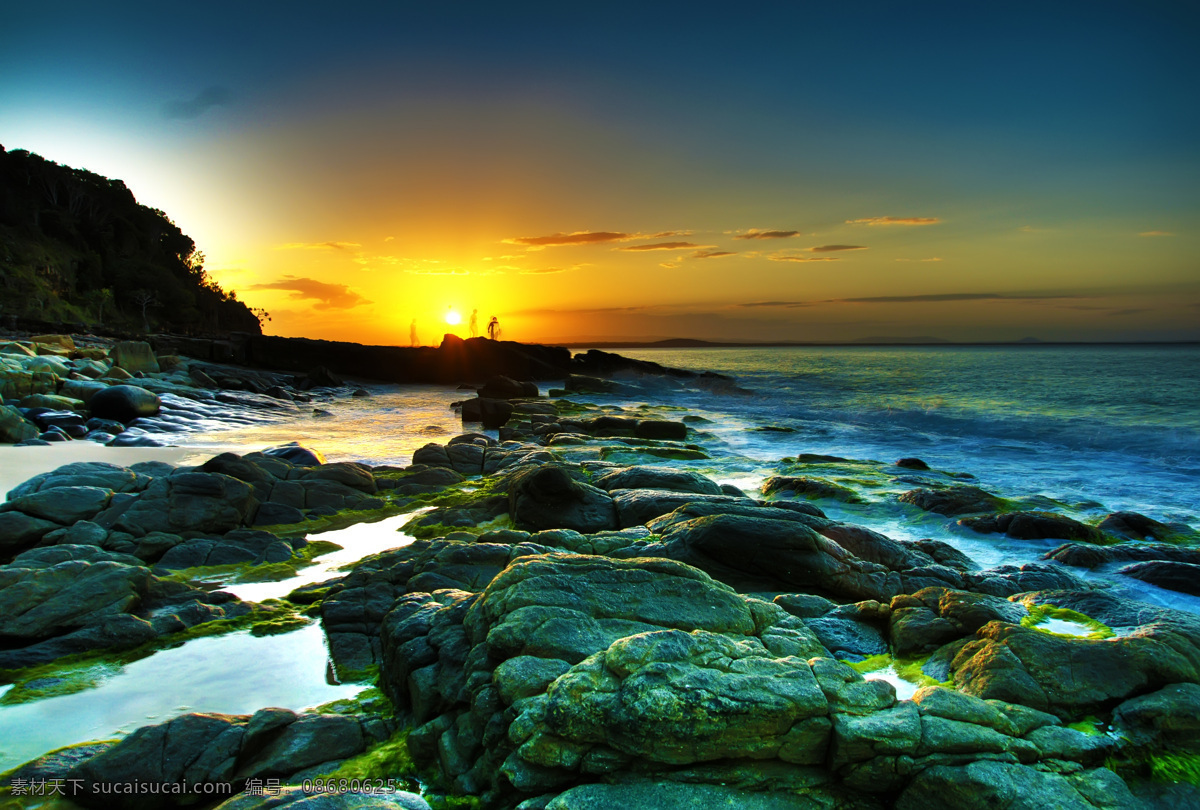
[561,338,1200,349]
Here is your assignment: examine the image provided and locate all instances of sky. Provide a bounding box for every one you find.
[2,1,1198,344]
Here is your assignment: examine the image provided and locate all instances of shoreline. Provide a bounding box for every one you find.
[1,332,1199,808]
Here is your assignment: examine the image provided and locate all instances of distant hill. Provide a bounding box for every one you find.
[0,145,261,335]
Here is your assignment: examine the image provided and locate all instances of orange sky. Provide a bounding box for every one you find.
[3,4,1197,344]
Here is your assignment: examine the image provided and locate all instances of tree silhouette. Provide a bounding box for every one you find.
[129,289,159,333]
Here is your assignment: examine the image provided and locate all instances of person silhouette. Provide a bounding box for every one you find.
[410,318,419,347]
[487,316,501,340]
[469,309,479,338]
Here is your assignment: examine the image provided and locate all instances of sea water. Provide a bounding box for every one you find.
[613,345,1200,522]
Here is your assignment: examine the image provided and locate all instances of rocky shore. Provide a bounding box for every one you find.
[1,334,1198,809]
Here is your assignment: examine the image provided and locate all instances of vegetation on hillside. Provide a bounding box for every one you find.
[0,145,263,335]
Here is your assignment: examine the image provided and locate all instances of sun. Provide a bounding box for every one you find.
[444,308,461,325]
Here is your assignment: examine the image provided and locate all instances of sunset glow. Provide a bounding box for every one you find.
[2,4,1195,345]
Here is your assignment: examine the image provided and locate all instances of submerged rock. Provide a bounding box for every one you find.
[898,486,1005,516]
[959,511,1108,543]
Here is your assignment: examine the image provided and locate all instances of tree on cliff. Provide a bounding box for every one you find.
[0,145,263,335]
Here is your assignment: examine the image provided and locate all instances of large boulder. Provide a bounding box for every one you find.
[896,761,1137,810]
[2,485,113,524]
[110,341,161,375]
[460,396,514,428]
[478,375,539,399]
[0,557,151,639]
[592,466,722,496]
[611,490,753,528]
[653,512,902,600]
[508,465,617,533]
[114,471,259,537]
[89,385,161,423]
[898,486,1005,516]
[1118,560,1200,596]
[947,620,1200,716]
[540,629,831,765]
[959,511,1107,543]
[0,404,38,443]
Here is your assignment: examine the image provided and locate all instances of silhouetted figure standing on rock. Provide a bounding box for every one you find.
[469,309,479,338]
[410,318,420,347]
[487,316,501,340]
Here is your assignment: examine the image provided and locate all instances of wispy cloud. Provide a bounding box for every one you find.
[648,230,693,238]
[276,241,362,251]
[736,292,1088,308]
[895,257,944,262]
[246,275,370,310]
[619,241,704,251]
[1107,308,1147,316]
[162,86,232,120]
[660,261,680,269]
[691,250,736,259]
[734,229,802,240]
[506,231,631,247]
[847,216,941,226]
[518,264,587,275]
[768,255,841,263]
[811,244,868,252]
[1139,230,1174,237]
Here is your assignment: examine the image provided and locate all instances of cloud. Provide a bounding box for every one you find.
[810,244,868,252]
[734,229,802,240]
[518,264,586,275]
[735,292,1088,308]
[276,241,361,251]
[649,230,693,238]
[1139,230,1174,237]
[691,250,736,259]
[846,216,941,226]
[162,86,233,120]
[245,275,370,310]
[383,236,395,242]
[660,262,680,269]
[895,257,944,262]
[620,241,704,251]
[1107,308,1148,317]
[506,231,631,247]
[768,255,841,263]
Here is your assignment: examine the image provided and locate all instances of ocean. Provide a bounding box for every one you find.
[3,344,1198,770]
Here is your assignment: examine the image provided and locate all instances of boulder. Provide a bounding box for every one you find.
[959,511,1107,543]
[633,419,687,440]
[115,471,259,537]
[898,486,1005,516]
[261,442,326,466]
[478,375,539,399]
[2,485,113,524]
[89,385,161,423]
[541,629,831,765]
[763,476,865,503]
[896,761,1137,810]
[0,557,151,639]
[0,404,38,443]
[948,620,1199,716]
[1112,682,1200,749]
[0,511,60,558]
[460,397,514,428]
[1045,541,1200,569]
[654,512,902,600]
[612,490,753,528]
[592,466,722,496]
[110,341,161,374]
[1098,510,1183,542]
[1118,561,1200,596]
[508,465,617,533]
[895,457,930,470]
